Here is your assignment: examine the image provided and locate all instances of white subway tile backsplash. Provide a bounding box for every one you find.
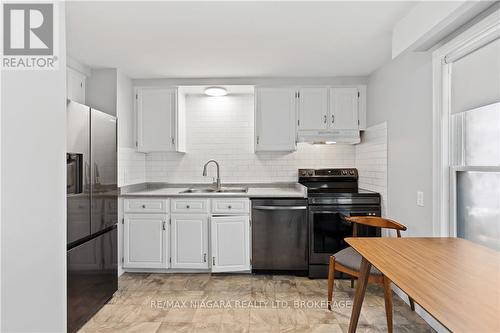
[355,122,388,216]
[118,147,146,186]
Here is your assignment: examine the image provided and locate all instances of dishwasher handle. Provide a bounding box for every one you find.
[254,206,307,211]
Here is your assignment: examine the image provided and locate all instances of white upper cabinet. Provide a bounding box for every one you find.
[170,214,209,269]
[211,216,250,273]
[297,87,329,131]
[123,213,168,269]
[67,67,86,104]
[136,87,179,152]
[330,87,359,130]
[255,87,297,151]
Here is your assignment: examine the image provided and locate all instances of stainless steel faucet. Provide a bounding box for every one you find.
[202,160,221,191]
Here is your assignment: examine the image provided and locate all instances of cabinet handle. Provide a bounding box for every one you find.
[142,204,146,208]
[228,205,232,209]
[162,221,166,230]
[212,257,216,265]
[186,205,190,209]
[256,136,259,145]
[323,115,327,124]
[203,253,207,262]
[331,115,335,124]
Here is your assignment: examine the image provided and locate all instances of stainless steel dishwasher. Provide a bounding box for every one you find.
[251,199,308,275]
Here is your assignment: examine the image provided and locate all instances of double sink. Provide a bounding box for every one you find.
[180,187,248,194]
[180,160,248,194]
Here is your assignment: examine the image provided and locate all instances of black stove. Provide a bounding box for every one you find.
[298,168,381,278]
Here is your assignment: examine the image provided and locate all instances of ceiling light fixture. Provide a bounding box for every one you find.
[204,86,227,97]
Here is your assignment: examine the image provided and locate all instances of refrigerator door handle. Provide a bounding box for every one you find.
[93,163,100,185]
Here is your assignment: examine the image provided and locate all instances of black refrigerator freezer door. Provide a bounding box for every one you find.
[67,226,117,333]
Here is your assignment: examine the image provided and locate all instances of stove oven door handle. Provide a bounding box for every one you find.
[336,198,353,204]
[254,206,307,210]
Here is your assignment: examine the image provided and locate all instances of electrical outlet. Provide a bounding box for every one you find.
[417,191,424,207]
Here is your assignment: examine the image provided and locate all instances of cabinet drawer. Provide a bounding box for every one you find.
[211,198,249,214]
[124,198,169,213]
[171,199,209,213]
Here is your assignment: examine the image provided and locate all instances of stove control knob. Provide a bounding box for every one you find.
[300,170,307,176]
[307,170,314,176]
[341,170,347,175]
[349,170,355,175]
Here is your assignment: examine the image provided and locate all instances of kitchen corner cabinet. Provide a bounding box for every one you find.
[67,67,86,104]
[123,213,169,269]
[211,215,250,273]
[255,87,297,152]
[171,214,209,269]
[135,87,185,153]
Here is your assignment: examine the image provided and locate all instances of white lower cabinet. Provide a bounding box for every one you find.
[123,213,169,269]
[122,197,251,273]
[211,215,251,273]
[171,214,209,269]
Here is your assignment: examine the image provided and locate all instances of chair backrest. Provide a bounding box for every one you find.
[345,216,407,238]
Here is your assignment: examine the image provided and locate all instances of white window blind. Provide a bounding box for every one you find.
[451,38,500,115]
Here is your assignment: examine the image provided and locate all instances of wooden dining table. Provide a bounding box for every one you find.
[345,237,500,333]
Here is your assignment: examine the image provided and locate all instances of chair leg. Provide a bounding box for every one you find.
[409,296,415,311]
[383,275,393,333]
[350,277,355,288]
[327,256,335,311]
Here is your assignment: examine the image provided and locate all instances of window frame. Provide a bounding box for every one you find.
[432,9,500,237]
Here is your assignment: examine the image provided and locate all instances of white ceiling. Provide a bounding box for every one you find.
[66,1,416,79]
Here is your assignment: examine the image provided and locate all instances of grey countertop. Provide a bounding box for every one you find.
[120,182,307,198]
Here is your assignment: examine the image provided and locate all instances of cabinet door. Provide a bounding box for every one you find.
[211,216,250,273]
[67,67,86,104]
[171,214,209,269]
[255,88,297,151]
[123,214,168,269]
[330,87,359,130]
[136,88,176,152]
[298,87,329,131]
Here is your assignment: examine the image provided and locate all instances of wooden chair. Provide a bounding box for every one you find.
[327,216,415,332]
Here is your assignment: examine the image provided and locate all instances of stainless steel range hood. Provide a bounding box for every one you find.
[297,130,361,144]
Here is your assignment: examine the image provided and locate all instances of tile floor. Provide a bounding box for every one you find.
[79,273,434,333]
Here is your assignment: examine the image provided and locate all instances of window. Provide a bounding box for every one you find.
[432,9,500,246]
[451,103,500,250]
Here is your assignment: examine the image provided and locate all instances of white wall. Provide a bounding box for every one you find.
[1,4,67,332]
[367,51,433,237]
[67,56,91,77]
[355,122,388,216]
[86,68,117,116]
[117,70,135,149]
[367,51,450,332]
[146,94,355,183]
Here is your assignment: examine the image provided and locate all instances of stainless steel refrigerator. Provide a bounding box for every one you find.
[66,100,118,333]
